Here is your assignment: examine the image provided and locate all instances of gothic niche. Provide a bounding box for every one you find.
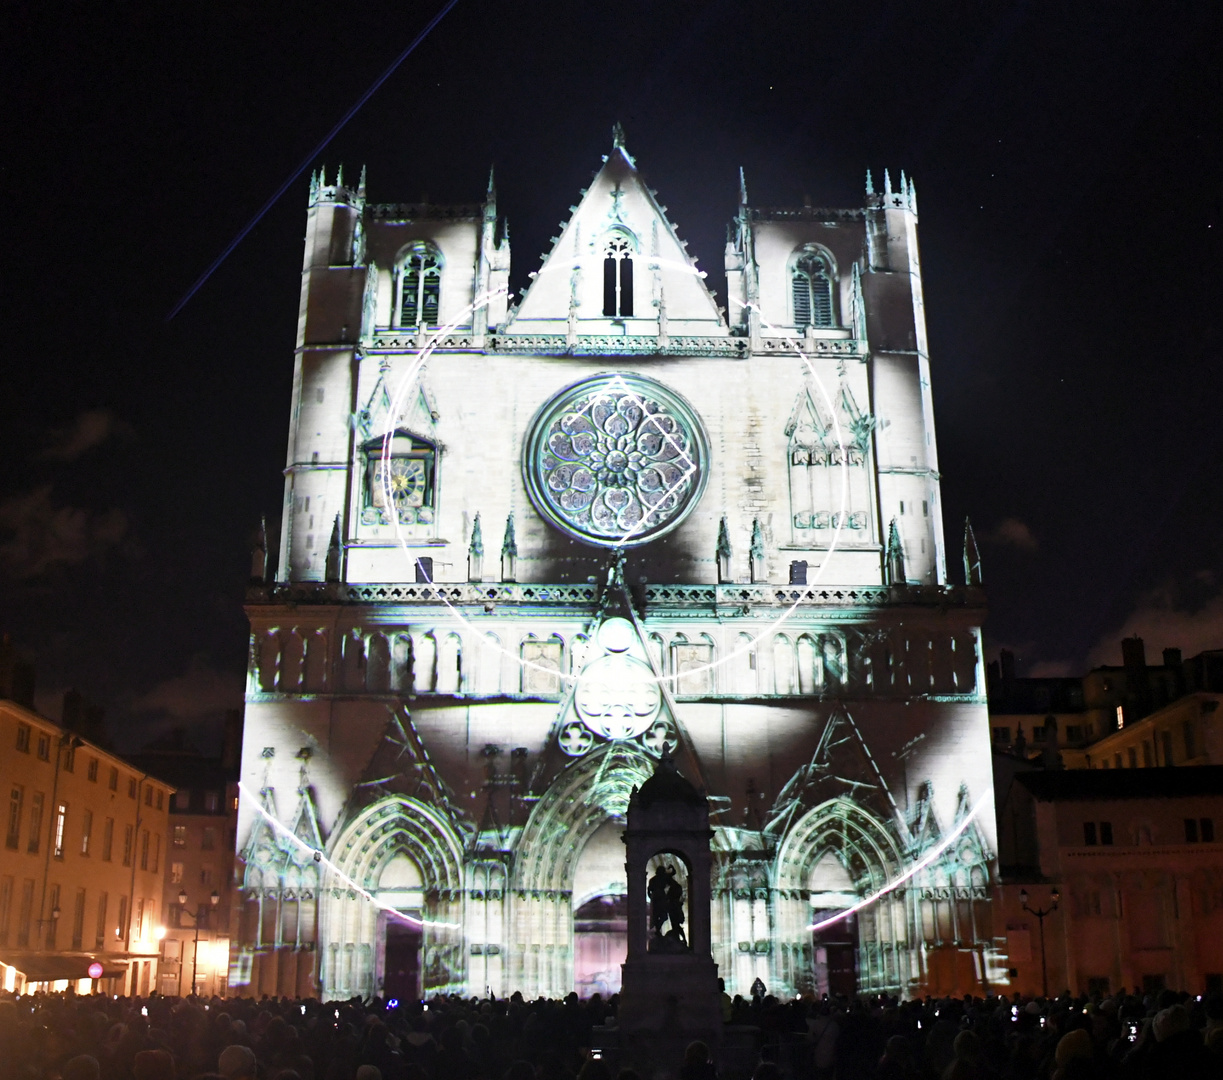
[785,385,875,544]
[361,430,437,531]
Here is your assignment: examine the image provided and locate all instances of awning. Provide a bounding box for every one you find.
[0,953,128,981]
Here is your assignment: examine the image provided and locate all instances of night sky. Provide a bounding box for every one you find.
[3,1,1221,751]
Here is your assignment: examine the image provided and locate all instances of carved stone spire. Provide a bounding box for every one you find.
[865,168,874,196]
[501,513,518,582]
[739,166,748,206]
[612,122,627,150]
[468,513,484,583]
[749,519,766,584]
[886,518,906,586]
[963,517,983,586]
[716,517,733,584]
[325,515,342,583]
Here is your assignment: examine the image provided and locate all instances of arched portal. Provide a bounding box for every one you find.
[773,797,908,996]
[572,819,629,997]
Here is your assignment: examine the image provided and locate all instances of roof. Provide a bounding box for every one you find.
[1014,765,1223,801]
[635,756,705,808]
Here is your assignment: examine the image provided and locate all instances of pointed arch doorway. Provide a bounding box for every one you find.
[572,818,629,996]
[808,853,859,998]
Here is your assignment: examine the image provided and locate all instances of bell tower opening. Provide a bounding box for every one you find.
[572,819,628,996]
[808,853,859,998]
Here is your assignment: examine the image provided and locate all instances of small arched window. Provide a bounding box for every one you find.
[792,250,836,329]
[396,242,442,328]
[602,232,634,317]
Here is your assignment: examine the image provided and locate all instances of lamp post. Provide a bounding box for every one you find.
[1020,887,1060,997]
[178,889,220,996]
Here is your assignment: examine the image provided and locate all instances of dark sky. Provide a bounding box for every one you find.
[3,0,1221,750]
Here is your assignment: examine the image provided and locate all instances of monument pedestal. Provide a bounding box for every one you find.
[618,954,722,1057]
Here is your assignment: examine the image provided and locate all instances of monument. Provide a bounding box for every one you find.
[618,752,723,1062]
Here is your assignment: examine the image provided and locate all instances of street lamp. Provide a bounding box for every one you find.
[177,889,220,996]
[1020,887,1060,998]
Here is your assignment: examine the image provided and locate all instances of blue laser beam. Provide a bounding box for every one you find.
[166,0,461,321]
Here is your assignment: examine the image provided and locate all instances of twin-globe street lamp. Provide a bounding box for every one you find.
[1020,887,1060,997]
[177,889,220,996]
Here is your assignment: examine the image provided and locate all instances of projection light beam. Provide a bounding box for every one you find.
[166,0,461,321]
[237,781,461,931]
[807,789,993,932]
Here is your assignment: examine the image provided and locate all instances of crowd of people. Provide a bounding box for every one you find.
[1,986,1220,1080]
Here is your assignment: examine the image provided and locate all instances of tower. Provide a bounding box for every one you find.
[237,132,998,1001]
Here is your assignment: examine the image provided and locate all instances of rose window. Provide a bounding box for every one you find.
[524,373,709,548]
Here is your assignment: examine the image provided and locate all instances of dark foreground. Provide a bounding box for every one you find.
[2,988,1221,1080]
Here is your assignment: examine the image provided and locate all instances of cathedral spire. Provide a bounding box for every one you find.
[357,164,366,198]
[963,517,983,585]
[865,168,874,196]
[469,512,484,582]
[325,515,342,583]
[883,168,892,196]
[501,512,518,582]
[612,121,626,149]
[716,517,733,584]
[738,166,748,207]
[749,519,766,584]
[486,165,496,202]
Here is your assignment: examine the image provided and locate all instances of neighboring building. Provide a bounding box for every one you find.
[129,713,241,997]
[1070,693,1223,771]
[997,766,1223,997]
[238,131,998,1001]
[0,699,172,995]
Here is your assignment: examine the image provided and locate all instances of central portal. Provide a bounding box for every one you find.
[809,853,860,998]
[573,820,629,996]
[384,920,422,1001]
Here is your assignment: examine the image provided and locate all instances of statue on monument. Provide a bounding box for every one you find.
[647,863,687,945]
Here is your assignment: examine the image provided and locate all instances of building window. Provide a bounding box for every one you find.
[200,865,215,887]
[64,744,75,773]
[602,231,635,317]
[1184,720,1197,759]
[362,432,437,527]
[108,767,118,792]
[202,827,217,851]
[521,637,563,695]
[1186,818,1200,843]
[204,791,220,813]
[6,786,22,850]
[28,792,44,854]
[151,834,160,874]
[102,818,114,862]
[173,825,187,848]
[122,824,134,867]
[128,778,137,800]
[71,887,85,949]
[1203,818,1216,842]
[53,803,67,859]
[396,241,442,328]
[174,789,191,811]
[80,809,93,856]
[15,724,30,753]
[1083,822,1097,846]
[1161,730,1175,765]
[1065,725,1082,742]
[140,829,149,870]
[134,898,144,941]
[117,895,127,942]
[46,884,60,948]
[17,879,34,947]
[992,726,1010,744]
[87,757,98,782]
[1100,821,1114,845]
[1127,747,1138,768]
[144,786,152,807]
[169,902,181,928]
[792,249,836,329]
[1142,741,1153,767]
[171,862,184,885]
[95,892,108,948]
[36,735,50,761]
[0,875,13,947]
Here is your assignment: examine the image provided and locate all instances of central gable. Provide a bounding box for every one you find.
[504,127,727,339]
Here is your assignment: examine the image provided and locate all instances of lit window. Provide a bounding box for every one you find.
[170,862,184,885]
[396,241,442,328]
[362,432,436,527]
[792,249,836,328]
[602,231,635,317]
[1116,705,1124,730]
[173,825,187,848]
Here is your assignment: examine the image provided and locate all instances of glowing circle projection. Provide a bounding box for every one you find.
[523,373,709,548]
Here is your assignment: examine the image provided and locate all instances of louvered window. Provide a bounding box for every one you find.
[397,243,442,328]
[792,252,835,328]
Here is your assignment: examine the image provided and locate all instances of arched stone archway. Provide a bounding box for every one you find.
[320,796,465,999]
[773,797,909,995]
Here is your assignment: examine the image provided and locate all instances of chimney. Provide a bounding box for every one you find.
[1000,649,1016,684]
[1121,636,1146,671]
[221,708,243,772]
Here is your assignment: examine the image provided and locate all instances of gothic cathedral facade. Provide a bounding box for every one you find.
[237,129,1000,1001]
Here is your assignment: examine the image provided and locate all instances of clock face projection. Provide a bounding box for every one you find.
[523,373,709,548]
[371,456,426,511]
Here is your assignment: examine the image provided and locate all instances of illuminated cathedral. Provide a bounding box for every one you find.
[236,127,1000,1001]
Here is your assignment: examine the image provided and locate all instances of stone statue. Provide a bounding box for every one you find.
[648,864,674,935]
[666,869,686,945]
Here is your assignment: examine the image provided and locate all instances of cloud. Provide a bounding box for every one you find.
[1027,659,1075,678]
[134,655,244,721]
[1087,584,1223,668]
[39,409,133,461]
[0,485,128,578]
[988,517,1038,551]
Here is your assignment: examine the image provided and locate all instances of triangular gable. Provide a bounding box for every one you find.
[355,370,438,444]
[765,702,907,841]
[505,131,727,337]
[288,785,325,855]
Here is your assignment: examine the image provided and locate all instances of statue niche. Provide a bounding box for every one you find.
[647,857,689,950]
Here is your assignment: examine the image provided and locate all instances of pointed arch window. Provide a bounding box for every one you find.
[396,242,442,329]
[792,250,836,329]
[602,232,634,317]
